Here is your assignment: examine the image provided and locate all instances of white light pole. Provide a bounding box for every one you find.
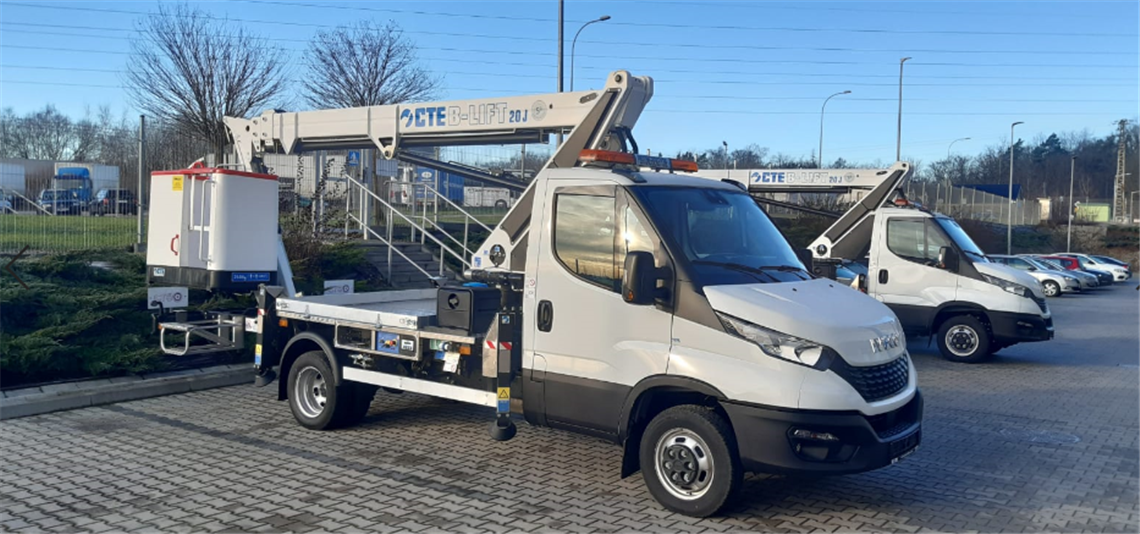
[722,140,729,178]
[896,57,911,162]
[818,90,850,168]
[570,15,610,91]
[1067,155,1076,252]
[948,137,970,160]
[1007,121,1024,255]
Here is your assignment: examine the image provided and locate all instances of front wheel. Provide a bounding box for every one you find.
[640,405,742,517]
[936,315,992,363]
[1042,280,1060,297]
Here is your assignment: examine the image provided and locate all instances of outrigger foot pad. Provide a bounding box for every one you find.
[253,370,277,387]
[489,416,517,441]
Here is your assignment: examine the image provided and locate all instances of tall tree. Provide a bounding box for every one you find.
[303,20,439,109]
[124,3,288,155]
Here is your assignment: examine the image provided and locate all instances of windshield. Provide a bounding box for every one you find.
[631,186,808,285]
[1023,257,1054,271]
[935,217,987,261]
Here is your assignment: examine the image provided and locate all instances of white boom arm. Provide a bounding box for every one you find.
[225,71,652,173]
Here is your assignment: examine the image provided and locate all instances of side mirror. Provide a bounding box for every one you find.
[938,246,960,272]
[622,251,657,305]
[796,248,814,271]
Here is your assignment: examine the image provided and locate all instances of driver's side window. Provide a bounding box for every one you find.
[886,219,950,265]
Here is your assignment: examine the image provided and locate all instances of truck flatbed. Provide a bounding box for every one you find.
[275,289,439,330]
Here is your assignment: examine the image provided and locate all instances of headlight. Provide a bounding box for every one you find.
[982,274,1033,298]
[716,312,835,369]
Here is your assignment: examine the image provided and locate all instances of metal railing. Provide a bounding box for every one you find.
[342,175,472,283]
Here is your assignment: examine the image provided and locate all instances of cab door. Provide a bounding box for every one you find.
[529,181,673,438]
[868,215,959,334]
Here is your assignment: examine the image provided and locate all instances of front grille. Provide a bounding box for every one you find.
[866,395,921,439]
[831,354,910,403]
[1031,294,1048,314]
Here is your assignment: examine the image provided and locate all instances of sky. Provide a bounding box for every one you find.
[1,0,1137,167]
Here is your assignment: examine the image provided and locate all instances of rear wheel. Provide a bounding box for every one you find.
[1042,280,1060,297]
[639,405,742,517]
[287,351,356,430]
[936,315,992,363]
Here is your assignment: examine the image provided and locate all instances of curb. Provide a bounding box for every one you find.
[0,364,252,420]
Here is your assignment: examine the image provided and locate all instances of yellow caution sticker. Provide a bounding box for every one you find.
[172,175,184,192]
[497,387,510,400]
[255,344,262,356]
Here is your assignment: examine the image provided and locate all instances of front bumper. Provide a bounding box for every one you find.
[1061,279,1081,292]
[721,391,922,475]
[990,310,1054,343]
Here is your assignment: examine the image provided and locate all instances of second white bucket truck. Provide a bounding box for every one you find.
[696,165,1054,363]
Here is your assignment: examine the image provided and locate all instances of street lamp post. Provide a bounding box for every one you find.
[896,57,912,162]
[948,137,971,159]
[1007,121,1024,255]
[570,15,611,91]
[722,140,729,178]
[556,0,564,146]
[818,90,851,168]
[1067,155,1076,252]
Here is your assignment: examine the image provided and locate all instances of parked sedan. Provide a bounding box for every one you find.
[1029,257,1099,290]
[1054,253,1131,282]
[1091,254,1134,272]
[989,254,1079,297]
[1040,255,1114,286]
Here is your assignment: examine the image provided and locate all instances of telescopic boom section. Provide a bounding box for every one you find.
[224,70,654,173]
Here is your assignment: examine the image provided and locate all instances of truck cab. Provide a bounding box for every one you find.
[865,205,1052,362]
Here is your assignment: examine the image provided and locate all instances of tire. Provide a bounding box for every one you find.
[1042,280,1060,297]
[287,351,355,430]
[936,315,992,363]
[639,405,742,517]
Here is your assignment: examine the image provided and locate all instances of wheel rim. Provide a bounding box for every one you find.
[1044,282,1058,296]
[946,325,980,357]
[294,366,328,419]
[654,428,714,501]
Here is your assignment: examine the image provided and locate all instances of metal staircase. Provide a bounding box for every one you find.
[340,174,499,288]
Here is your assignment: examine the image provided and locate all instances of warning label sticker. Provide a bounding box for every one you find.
[497,387,510,400]
[172,175,184,191]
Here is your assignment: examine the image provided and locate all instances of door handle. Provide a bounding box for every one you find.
[878,269,889,284]
[537,300,553,332]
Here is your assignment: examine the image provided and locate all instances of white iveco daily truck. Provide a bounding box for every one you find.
[147,71,921,517]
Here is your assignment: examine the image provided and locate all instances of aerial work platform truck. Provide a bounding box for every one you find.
[147,71,921,516]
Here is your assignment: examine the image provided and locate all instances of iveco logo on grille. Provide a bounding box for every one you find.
[870,333,902,353]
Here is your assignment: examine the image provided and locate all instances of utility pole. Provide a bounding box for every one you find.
[556,0,565,146]
[896,57,911,162]
[1007,121,1023,255]
[1067,156,1076,252]
[1112,119,1129,223]
[136,115,146,251]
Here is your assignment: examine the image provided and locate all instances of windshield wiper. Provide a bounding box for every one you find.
[754,264,812,279]
[691,260,779,282]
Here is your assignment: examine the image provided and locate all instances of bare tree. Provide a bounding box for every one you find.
[303,20,439,109]
[124,3,288,155]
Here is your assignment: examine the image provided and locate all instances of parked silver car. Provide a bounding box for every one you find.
[989,254,1080,297]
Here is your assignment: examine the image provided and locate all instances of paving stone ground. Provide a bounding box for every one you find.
[2,283,1137,533]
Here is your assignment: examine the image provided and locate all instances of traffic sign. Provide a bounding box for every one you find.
[346,151,360,167]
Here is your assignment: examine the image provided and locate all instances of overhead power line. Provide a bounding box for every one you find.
[0,81,1132,117]
[1,43,1136,71]
[233,0,1137,38]
[3,20,1136,57]
[3,66,1136,103]
[3,1,1137,38]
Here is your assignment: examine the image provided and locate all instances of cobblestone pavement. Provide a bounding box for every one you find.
[2,283,1137,533]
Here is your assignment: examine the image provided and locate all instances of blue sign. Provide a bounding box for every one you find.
[232,272,271,283]
[346,151,360,167]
